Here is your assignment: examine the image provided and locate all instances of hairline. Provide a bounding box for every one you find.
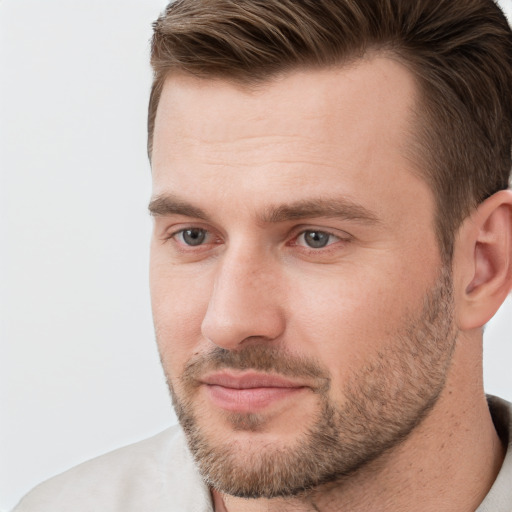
[148,49,464,262]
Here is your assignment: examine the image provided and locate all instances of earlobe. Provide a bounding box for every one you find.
[457,190,512,330]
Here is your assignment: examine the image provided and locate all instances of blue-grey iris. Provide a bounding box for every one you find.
[304,231,330,248]
[183,228,206,246]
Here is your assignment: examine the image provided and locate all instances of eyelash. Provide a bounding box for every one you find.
[163,226,350,255]
[163,227,219,251]
[292,230,341,250]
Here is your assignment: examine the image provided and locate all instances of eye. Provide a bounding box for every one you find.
[176,228,208,246]
[297,230,339,249]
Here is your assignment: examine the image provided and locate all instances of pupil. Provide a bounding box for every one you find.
[183,229,206,246]
[305,231,329,248]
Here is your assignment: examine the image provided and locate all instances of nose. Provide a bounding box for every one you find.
[201,247,286,350]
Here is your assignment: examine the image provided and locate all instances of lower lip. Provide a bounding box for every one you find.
[204,384,305,413]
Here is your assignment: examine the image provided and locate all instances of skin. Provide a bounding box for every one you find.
[149,57,510,511]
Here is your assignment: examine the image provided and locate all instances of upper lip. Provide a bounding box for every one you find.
[200,371,306,390]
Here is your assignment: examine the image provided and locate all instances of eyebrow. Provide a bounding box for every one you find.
[148,194,380,225]
[149,194,208,219]
[262,198,380,225]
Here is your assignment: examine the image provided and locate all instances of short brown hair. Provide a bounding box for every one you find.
[149,0,512,257]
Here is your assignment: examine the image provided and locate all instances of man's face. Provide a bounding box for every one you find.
[150,58,457,497]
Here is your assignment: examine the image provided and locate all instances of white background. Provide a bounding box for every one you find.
[1,1,511,510]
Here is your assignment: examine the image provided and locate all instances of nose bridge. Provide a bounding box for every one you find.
[201,242,285,349]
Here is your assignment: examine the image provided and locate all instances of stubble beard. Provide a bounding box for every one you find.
[162,265,457,499]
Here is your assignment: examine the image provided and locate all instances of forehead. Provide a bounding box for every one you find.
[150,57,430,231]
[152,57,418,165]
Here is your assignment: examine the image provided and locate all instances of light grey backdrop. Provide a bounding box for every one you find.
[1,1,511,510]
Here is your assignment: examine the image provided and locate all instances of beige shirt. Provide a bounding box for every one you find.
[13,396,512,512]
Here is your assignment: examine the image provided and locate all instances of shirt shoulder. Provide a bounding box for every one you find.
[477,396,512,512]
[13,426,212,512]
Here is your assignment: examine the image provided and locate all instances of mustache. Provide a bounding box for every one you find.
[181,345,331,392]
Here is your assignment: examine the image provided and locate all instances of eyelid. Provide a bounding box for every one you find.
[160,223,219,246]
[297,230,337,246]
[286,227,353,258]
[175,227,208,246]
[161,226,222,261]
[291,226,351,241]
[159,222,351,254]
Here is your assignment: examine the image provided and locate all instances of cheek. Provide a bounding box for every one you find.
[284,265,429,387]
[150,250,213,373]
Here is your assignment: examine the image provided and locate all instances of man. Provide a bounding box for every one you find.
[14,0,512,511]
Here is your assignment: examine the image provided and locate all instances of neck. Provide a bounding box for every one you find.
[212,333,505,512]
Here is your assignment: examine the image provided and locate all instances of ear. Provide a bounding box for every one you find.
[454,189,512,331]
